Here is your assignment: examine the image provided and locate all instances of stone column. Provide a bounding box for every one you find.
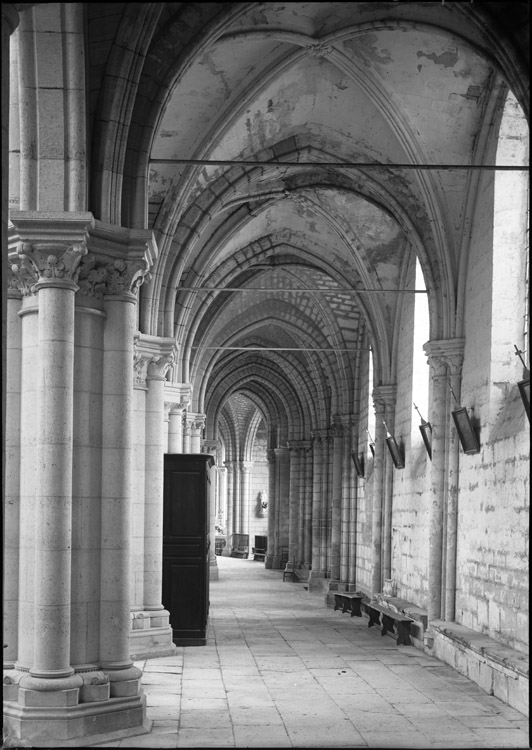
[71,298,106,671]
[20,242,86,693]
[370,394,387,596]
[223,460,235,555]
[287,443,301,567]
[329,423,344,582]
[99,262,146,693]
[3,269,22,668]
[338,415,354,584]
[144,348,175,611]
[445,350,464,622]
[424,339,464,625]
[190,415,205,453]
[168,402,185,453]
[241,461,253,538]
[304,444,313,566]
[321,431,333,575]
[423,343,450,623]
[379,386,397,582]
[274,447,290,568]
[309,432,324,589]
[265,450,277,568]
[218,465,227,529]
[203,441,219,579]
[183,413,192,453]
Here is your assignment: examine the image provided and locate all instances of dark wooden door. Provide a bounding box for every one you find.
[162,453,214,645]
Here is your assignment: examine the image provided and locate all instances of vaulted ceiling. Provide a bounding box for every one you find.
[84,1,528,449]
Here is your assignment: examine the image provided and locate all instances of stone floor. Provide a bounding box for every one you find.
[91,557,529,748]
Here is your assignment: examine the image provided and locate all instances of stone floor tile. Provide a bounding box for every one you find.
[178,710,232,729]
[179,697,229,710]
[232,724,291,747]
[229,707,285,726]
[359,731,438,748]
[176,727,234,747]
[469,727,530,747]
[117,734,178,748]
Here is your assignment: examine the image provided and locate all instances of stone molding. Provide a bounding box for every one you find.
[133,334,177,387]
[424,338,465,376]
[372,384,397,411]
[8,212,156,299]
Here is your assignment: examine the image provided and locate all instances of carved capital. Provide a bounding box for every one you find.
[133,351,151,386]
[16,242,87,291]
[104,258,150,297]
[7,258,28,298]
[147,353,174,381]
[424,339,465,376]
[77,254,109,299]
[372,385,397,412]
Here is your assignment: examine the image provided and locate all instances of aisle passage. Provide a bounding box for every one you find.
[95,557,528,748]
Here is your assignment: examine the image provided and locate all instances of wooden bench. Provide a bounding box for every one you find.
[333,592,364,617]
[364,602,413,646]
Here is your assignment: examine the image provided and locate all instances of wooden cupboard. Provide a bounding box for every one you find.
[162,453,214,646]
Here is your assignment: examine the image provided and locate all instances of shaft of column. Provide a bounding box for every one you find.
[265,450,276,568]
[144,362,170,610]
[183,416,191,453]
[287,445,300,564]
[71,304,106,668]
[304,447,313,566]
[14,301,38,671]
[339,417,353,584]
[100,294,137,673]
[32,281,77,678]
[4,285,22,667]
[427,358,448,623]
[240,462,252,537]
[320,433,332,574]
[382,400,396,581]
[330,426,343,581]
[371,405,386,596]
[224,461,234,552]
[445,360,463,621]
[311,436,323,573]
[168,406,183,452]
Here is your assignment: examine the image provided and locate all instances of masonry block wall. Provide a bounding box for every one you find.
[457,169,529,655]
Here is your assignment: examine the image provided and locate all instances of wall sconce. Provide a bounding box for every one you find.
[366,429,375,457]
[414,403,432,460]
[351,452,364,478]
[451,407,480,454]
[383,421,405,469]
[449,383,480,455]
[515,345,530,422]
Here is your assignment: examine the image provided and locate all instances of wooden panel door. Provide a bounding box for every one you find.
[162,454,213,645]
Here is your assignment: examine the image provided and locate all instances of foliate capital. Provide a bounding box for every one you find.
[147,353,175,381]
[77,254,151,299]
[16,242,87,291]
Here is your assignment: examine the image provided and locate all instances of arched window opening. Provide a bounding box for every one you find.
[492,90,529,408]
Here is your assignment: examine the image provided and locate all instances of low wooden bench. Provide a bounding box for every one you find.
[333,592,364,617]
[364,602,414,646]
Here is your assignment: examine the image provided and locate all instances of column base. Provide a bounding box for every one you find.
[307,570,326,592]
[3,693,148,746]
[264,555,273,569]
[129,610,177,660]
